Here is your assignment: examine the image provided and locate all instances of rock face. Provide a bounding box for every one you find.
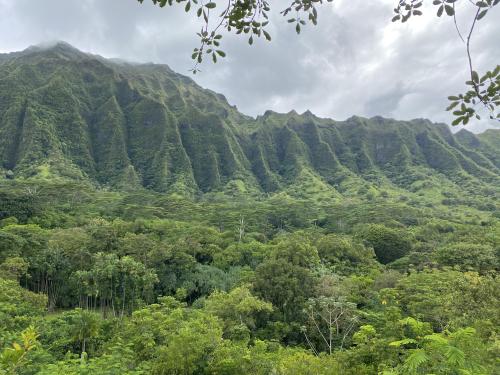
[1,43,499,196]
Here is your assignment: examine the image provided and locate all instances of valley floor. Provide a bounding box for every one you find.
[0,180,498,374]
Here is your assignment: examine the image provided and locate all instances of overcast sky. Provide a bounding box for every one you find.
[1,0,498,133]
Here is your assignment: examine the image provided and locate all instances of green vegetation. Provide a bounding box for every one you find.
[0,44,499,374]
[1,44,499,199]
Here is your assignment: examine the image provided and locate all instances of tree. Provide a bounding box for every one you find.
[358,224,413,265]
[388,320,494,375]
[315,234,376,274]
[253,237,319,322]
[212,240,269,270]
[38,341,146,375]
[139,0,499,124]
[115,298,223,374]
[395,269,500,330]
[152,312,222,375]
[0,278,47,340]
[434,242,498,272]
[83,253,158,316]
[48,228,91,272]
[302,296,359,354]
[69,309,101,359]
[0,257,29,282]
[204,285,273,339]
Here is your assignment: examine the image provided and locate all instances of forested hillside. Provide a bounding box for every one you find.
[1,43,499,198]
[0,44,499,374]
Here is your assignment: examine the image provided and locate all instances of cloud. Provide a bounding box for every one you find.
[0,0,498,133]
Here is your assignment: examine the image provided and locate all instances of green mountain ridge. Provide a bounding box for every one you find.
[1,42,499,200]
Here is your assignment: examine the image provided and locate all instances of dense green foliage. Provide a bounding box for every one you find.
[0,44,499,374]
[0,179,498,374]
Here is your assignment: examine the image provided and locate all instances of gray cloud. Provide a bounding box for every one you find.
[1,0,498,133]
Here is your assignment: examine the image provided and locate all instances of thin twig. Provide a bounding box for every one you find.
[452,3,465,43]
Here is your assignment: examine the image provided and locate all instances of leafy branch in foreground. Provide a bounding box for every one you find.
[140,0,333,73]
[393,0,500,125]
[0,326,39,374]
[447,66,500,125]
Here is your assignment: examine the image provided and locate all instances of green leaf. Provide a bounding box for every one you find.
[423,333,448,345]
[404,349,429,372]
[437,5,444,17]
[476,9,488,20]
[389,338,417,347]
[472,71,479,83]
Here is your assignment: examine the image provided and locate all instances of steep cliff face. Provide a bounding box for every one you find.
[1,43,499,197]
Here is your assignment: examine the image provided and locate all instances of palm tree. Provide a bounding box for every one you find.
[71,308,100,360]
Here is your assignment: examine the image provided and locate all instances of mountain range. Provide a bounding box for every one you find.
[0,42,499,200]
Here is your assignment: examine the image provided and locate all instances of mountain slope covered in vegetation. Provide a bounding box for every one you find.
[1,43,498,200]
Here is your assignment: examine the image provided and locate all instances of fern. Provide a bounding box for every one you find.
[445,346,465,367]
[450,327,476,341]
[423,333,448,345]
[389,338,417,347]
[403,349,429,373]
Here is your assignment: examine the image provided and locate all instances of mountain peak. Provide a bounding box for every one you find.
[26,41,80,53]
[20,41,104,63]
